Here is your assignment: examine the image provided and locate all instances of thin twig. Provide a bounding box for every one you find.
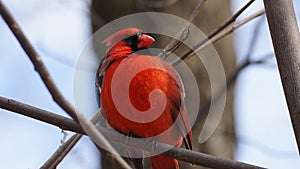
[170,0,257,65]
[196,9,265,55]
[40,109,103,169]
[158,0,207,58]
[206,0,255,39]
[171,9,265,65]
[192,14,269,131]
[0,97,266,169]
[244,16,266,61]
[41,134,83,169]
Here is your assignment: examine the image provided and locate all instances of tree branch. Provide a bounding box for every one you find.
[191,15,270,131]
[263,0,300,153]
[171,8,265,65]
[0,96,266,169]
[0,96,84,133]
[170,0,256,65]
[40,134,83,169]
[0,0,78,121]
[0,1,130,168]
[158,0,207,58]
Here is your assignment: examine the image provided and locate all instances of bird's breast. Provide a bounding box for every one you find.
[100,54,183,143]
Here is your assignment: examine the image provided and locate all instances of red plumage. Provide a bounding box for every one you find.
[97,28,192,169]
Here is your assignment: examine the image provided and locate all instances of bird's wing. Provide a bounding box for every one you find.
[95,57,106,107]
[170,96,193,150]
[166,63,193,150]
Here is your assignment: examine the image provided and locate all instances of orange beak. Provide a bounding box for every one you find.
[137,34,155,49]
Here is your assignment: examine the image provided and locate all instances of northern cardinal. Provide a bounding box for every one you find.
[96,28,192,169]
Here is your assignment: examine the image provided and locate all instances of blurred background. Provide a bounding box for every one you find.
[0,0,299,168]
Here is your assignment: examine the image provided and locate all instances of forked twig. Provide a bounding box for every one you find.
[169,0,256,65]
[158,0,207,58]
[40,109,105,169]
[171,9,265,65]
[40,134,83,169]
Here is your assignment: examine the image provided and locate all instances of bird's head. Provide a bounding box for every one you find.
[102,28,155,58]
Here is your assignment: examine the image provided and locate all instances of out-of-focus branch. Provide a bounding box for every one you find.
[0,1,78,121]
[193,14,270,131]
[0,96,266,169]
[193,52,274,131]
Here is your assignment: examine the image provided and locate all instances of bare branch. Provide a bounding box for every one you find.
[205,0,255,42]
[244,16,266,61]
[170,0,260,65]
[0,1,79,121]
[40,109,103,169]
[0,96,84,133]
[40,134,83,169]
[0,2,131,168]
[172,9,265,65]
[193,52,273,130]
[202,9,265,47]
[263,0,300,153]
[0,96,266,169]
[196,9,265,52]
[158,0,207,58]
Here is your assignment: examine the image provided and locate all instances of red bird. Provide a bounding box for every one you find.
[96,28,192,169]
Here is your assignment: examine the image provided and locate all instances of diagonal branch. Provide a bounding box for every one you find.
[192,15,269,131]
[0,0,78,121]
[169,0,256,65]
[0,1,131,168]
[205,0,255,43]
[171,8,265,65]
[162,0,255,60]
[263,0,300,153]
[196,9,265,51]
[0,96,266,169]
[40,134,83,169]
[158,0,207,58]
[40,108,103,169]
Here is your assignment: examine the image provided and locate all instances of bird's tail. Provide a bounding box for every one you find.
[151,155,179,169]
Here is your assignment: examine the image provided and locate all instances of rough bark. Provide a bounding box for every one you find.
[263,0,300,153]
